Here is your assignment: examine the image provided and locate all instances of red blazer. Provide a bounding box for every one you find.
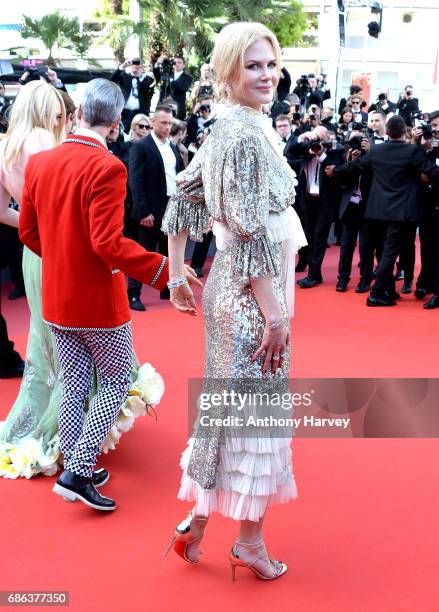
[19,134,169,329]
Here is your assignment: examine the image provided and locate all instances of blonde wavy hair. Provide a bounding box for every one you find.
[211,22,281,101]
[128,113,151,140]
[3,80,66,169]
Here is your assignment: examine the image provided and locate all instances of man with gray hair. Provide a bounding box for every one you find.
[19,79,199,511]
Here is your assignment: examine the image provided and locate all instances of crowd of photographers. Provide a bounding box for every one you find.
[1,60,439,311]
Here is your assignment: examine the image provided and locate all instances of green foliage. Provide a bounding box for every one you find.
[134,0,307,65]
[94,0,130,18]
[21,11,95,65]
[265,1,308,48]
[21,11,79,63]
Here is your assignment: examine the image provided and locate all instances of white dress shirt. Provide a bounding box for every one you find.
[73,128,107,148]
[306,152,327,195]
[151,132,177,196]
[123,74,147,111]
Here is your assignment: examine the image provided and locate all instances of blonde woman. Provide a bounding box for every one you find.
[0,81,66,476]
[163,23,306,580]
[128,113,151,141]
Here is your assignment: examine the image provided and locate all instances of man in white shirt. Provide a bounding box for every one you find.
[128,106,184,308]
[369,111,388,144]
[110,58,155,132]
[286,126,344,287]
[154,55,193,119]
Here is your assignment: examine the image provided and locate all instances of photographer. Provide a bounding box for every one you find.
[331,131,373,291]
[286,126,344,287]
[184,96,213,147]
[18,67,66,91]
[154,55,192,120]
[110,57,155,132]
[396,85,419,127]
[327,115,439,307]
[368,89,397,116]
[293,73,331,110]
[411,111,439,307]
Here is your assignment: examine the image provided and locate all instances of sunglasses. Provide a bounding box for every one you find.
[351,100,360,104]
[137,124,151,129]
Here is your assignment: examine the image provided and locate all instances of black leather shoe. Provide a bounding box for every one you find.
[298,276,321,289]
[8,287,26,300]
[160,287,170,300]
[394,270,404,281]
[92,468,110,488]
[193,267,204,278]
[336,280,348,292]
[423,295,439,309]
[53,469,116,511]
[414,286,430,300]
[366,294,397,307]
[401,282,412,294]
[130,297,145,311]
[355,280,370,293]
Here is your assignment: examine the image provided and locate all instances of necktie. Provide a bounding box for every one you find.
[314,162,320,185]
[132,77,139,99]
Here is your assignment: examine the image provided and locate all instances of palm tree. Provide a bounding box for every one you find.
[21,11,80,64]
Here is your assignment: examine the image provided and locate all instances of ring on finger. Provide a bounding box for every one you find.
[272,354,280,361]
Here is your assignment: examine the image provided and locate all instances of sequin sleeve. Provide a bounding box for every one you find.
[222,135,279,281]
[161,150,209,242]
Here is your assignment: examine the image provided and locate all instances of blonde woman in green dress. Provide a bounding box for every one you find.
[0,82,164,480]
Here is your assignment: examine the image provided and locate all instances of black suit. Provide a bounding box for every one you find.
[293,87,331,108]
[368,100,397,115]
[336,141,439,296]
[288,139,344,280]
[110,69,155,130]
[396,97,419,127]
[128,134,183,299]
[153,67,193,119]
[333,163,375,283]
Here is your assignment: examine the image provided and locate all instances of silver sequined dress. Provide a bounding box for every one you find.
[162,105,306,521]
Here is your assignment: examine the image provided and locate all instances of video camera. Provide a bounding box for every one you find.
[160,58,175,80]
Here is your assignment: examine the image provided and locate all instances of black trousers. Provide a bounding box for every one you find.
[0,310,16,368]
[397,222,417,284]
[358,219,385,284]
[337,202,364,282]
[0,224,24,292]
[127,222,168,299]
[417,203,439,291]
[303,195,332,281]
[0,226,20,368]
[191,231,214,270]
[371,221,405,297]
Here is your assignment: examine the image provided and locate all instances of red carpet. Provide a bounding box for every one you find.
[1,245,438,612]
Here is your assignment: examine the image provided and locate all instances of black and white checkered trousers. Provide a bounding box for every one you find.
[51,323,133,478]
